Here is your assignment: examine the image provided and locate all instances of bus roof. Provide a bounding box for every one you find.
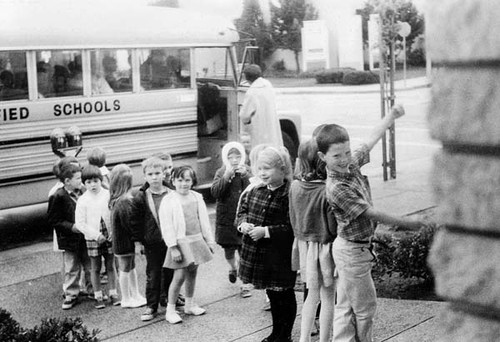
[0,3,240,50]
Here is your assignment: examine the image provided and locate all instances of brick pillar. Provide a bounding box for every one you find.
[427,1,500,340]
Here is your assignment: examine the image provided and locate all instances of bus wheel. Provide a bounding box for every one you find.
[282,131,297,165]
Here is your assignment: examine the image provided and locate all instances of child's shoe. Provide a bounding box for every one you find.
[110,294,121,306]
[165,311,182,324]
[62,296,77,310]
[132,296,147,308]
[140,307,157,321]
[240,284,252,298]
[95,298,106,309]
[228,269,237,283]
[184,305,206,316]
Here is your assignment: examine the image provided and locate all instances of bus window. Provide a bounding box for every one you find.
[90,49,132,94]
[194,47,235,86]
[0,52,28,102]
[36,51,83,98]
[139,48,190,90]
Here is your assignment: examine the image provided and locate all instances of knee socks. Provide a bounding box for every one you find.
[267,289,297,341]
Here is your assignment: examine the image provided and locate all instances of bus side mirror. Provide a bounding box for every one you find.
[66,125,82,147]
[50,128,67,152]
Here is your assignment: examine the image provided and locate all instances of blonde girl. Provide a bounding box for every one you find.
[159,165,215,324]
[109,164,147,308]
[236,146,296,342]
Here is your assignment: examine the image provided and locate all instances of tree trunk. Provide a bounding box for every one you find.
[294,50,301,74]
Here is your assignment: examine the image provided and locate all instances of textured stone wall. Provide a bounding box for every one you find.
[427,1,500,341]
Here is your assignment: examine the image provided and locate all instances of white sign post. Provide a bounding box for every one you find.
[397,21,411,87]
[301,20,330,72]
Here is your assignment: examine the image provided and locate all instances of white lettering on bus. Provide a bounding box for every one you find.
[2,107,29,121]
[53,99,120,116]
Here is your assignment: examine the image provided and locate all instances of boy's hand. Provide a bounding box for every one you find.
[390,104,405,119]
[71,224,80,234]
[96,234,107,245]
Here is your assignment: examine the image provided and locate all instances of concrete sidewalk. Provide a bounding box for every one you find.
[0,148,445,341]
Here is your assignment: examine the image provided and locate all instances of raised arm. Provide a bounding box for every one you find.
[361,207,425,231]
[363,104,405,152]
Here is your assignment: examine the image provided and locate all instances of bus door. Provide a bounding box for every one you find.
[193,47,239,186]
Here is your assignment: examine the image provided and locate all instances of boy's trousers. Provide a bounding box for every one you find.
[63,249,91,298]
[332,237,377,342]
[144,243,173,310]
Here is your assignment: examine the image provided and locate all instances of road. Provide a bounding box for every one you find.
[277,87,437,177]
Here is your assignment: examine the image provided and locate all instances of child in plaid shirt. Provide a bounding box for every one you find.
[236,146,296,342]
[316,105,426,342]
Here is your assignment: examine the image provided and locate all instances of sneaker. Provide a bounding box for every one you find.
[122,297,147,308]
[184,306,206,316]
[228,270,237,283]
[95,298,106,309]
[110,294,121,306]
[141,307,157,321]
[62,296,77,310]
[240,286,252,298]
[165,311,182,324]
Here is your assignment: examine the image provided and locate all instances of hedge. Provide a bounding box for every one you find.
[0,308,100,342]
[342,70,380,85]
[314,67,355,84]
[372,223,438,283]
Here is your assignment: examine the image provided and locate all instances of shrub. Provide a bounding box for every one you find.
[0,309,100,342]
[22,317,100,342]
[407,33,426,67]
[314,67,355,84]
[373,224,438,283]
[272,59,286,71]
[0,308,21,342]
[342,70,380,85]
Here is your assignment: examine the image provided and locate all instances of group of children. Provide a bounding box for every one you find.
[47,104,426,342]
[47,149,210,324]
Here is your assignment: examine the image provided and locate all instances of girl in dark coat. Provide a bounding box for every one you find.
[211,142,250,284]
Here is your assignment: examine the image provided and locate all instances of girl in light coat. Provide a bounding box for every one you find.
[159,165,215,324]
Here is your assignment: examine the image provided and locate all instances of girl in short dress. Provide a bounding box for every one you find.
[109,164,147,309]
[159,165,215,324]
[289,139,337,342]
[236,146,296,342]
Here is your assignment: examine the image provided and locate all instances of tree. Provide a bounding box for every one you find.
[234,0,275,65]
[360,0,424,59]
[270,0,318,73]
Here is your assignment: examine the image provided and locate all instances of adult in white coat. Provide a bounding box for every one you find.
[239,64,283,149]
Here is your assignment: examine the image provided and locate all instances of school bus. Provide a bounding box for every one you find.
[0,3,301,241]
